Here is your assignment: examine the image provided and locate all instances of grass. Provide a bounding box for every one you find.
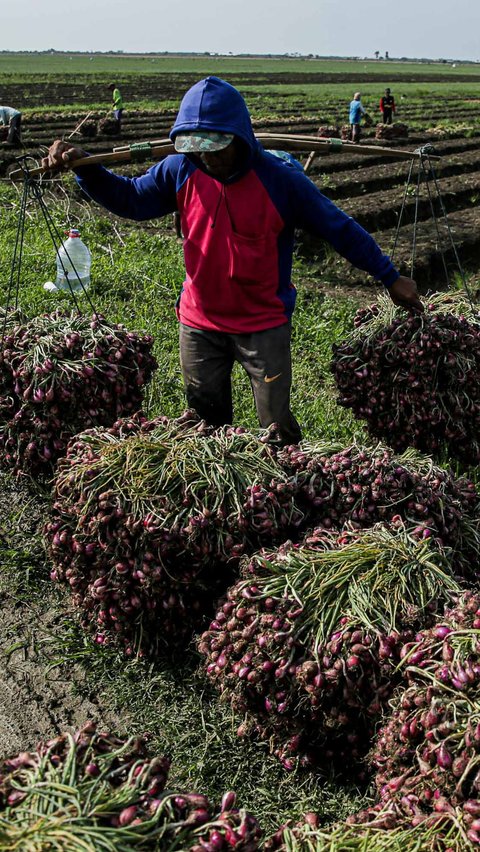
[37,618,370,836]
[0,475,370,838]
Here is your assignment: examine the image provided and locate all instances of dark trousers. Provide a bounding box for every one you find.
[382,109,393,124]
[179,322,302,445]
[7,114,21,145]
[350,123,361,143]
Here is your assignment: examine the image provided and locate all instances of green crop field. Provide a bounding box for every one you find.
[1,52,480,121]
[1,52,480,77]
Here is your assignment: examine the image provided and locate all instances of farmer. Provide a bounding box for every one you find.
[0,105,22,147]
[380,88,396,124]
[108,84,124,133]
[349,92,366,143]
[42,76,422,444]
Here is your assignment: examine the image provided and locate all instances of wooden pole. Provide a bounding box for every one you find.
[9,134,438,181]
[9,142,176,180]
[303,151,317,174]
[67,112,94,140]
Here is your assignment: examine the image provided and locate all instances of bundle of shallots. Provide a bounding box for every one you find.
[275,440,479,575]
[45,412,301,654]
[265,809,467,850]
[367,592,480,846]
[199,524,460,774]
[331,293,480,466]
[0,309,156,476]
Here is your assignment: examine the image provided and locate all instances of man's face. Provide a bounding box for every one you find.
[198,140,241,181]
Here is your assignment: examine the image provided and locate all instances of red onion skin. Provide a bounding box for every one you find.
[433,625,452,639]
[118,805,139,826]
[220,791,236,811]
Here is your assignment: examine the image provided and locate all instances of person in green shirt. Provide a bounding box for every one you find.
[108,84,124,134]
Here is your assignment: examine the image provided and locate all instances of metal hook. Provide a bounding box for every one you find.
[414,143,439,159]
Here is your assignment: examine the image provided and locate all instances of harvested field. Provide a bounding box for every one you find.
[1,56,480,845]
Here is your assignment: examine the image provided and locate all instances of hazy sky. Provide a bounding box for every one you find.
[4,0,480,61]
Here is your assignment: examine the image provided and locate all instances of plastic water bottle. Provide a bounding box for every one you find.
[44,228,91,293]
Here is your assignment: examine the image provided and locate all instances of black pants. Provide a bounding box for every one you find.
[7,114,21,146]
[382,109,393,124]
[179,322,302,445]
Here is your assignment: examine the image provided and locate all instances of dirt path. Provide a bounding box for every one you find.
[0,471,121,760]
[0,594,122,759]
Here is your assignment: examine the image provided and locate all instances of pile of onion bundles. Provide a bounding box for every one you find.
[0,309,156,476]
[331,292,480,465]
[45,411,300,655]
[46,410,480,656]
[0,721,261,851]
[199,523,460,773]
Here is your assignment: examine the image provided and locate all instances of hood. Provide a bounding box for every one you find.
[170,76,258,159]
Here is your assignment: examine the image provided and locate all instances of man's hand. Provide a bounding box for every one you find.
[41,140,86,173]
[387,275,424,312]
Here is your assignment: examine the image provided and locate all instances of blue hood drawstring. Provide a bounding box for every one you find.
[211,185,224,229]
[211,184,236,230]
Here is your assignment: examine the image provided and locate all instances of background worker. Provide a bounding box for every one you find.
[349,92,366,143]
[0,105,22,147]
[108,84,124,133]
[380,88,396,124]
[43,76,422,445]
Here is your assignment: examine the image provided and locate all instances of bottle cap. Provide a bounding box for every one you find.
[66,228,80,237]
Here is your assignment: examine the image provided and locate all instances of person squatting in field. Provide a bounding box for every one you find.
[43,76,422,445]
[0,105,22,147]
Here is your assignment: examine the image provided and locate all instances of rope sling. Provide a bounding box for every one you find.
[389,144,477,310]
[2,156,100,345]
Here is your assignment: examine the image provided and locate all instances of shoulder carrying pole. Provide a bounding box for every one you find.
[9,135,439,181]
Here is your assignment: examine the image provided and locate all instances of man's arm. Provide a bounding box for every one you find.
[42,140,179,221]
[287,170,423,311]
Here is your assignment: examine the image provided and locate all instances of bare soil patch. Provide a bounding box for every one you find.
[0,597,120,759]
[0,471,121,760]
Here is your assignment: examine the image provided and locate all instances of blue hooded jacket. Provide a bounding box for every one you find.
[75,76,399,334]
[171,76,256,150]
